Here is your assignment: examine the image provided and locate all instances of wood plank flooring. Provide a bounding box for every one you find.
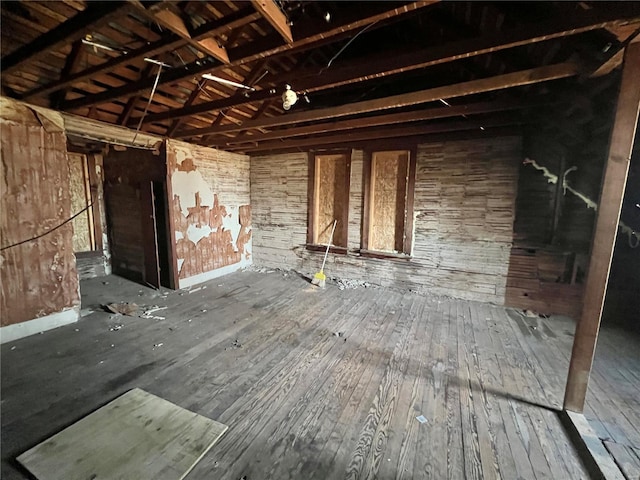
[2,270,638,479]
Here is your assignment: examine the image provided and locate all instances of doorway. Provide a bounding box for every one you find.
[152,181,172,288]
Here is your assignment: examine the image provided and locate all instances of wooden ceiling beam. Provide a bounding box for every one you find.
[176,62,579,138]
[227,115,522,153]
[19,8,259,101]
[133,4,640,127]
[49,40,84,109]
[242,126,521,155]
[165,81,204,136]
[132,3,230,64]
[215,98,542,146]
[251,0,293,43]
[56,2,436,110]
[1,2,132,75]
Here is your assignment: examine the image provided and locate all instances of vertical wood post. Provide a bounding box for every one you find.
[563,42,640,412]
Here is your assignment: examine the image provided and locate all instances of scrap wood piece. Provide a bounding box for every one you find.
[104,302,139,316]
[17,388,228,480]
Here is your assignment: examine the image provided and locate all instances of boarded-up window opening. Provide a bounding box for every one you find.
[69,152,96,252]
[363,149,416,255]
[308,152,351,249]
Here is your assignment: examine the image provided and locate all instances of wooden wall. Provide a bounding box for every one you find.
[166,140,251,287]
[251,136,521,304]
[0,98,80,327]
[505,124,610,318]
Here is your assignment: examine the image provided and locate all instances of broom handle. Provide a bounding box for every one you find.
[320,220,337,272]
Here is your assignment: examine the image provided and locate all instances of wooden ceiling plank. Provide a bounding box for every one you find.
[1,1,132,75]
[55,2,437,110]
[132,4,640,127]
[20,7,258,100]
[176,62,579,138]
[251,0,293,44]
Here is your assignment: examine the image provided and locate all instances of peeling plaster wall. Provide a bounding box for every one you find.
[0,98,80,328]
[166,140,251,287]
[251,137,520,304]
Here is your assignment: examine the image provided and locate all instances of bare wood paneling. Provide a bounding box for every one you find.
[0,99,80,326]
[251,136,521,304]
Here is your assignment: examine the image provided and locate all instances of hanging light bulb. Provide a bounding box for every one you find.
[282,84,298,110]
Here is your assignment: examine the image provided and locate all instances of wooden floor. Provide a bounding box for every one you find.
[2,271,639,479]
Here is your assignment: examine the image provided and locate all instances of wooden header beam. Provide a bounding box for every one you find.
[564,42,640,413]
[177,62,579,138]
[252,0,293,43]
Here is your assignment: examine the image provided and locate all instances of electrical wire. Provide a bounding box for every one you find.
[132,64,163,144]
[0,202,94,252]
[319,20,380,75]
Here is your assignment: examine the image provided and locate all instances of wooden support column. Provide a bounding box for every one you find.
[563,42,640,413]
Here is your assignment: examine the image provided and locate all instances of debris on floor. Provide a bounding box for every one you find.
[139,306,167,320]
[335,278,372,290]
[109,324,123,332]
[244,265,274,274]
[416,415,428,424]
[333,331,345,338]
[153,343,164,348]
[103,303,138,316]
[231,339,242,349]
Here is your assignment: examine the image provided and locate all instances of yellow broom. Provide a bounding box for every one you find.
[312,220,337,288]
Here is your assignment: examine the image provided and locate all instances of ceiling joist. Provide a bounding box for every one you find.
[132,3,230,64]
[177,62,580,138]
[57,1,438,111]
[1,2,132,75]
[251,0,294,44]
[213,98,548,147]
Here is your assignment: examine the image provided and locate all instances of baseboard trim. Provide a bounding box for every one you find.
[1,308,80,344]
[179,260,252,289]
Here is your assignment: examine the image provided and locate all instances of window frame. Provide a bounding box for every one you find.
[361,145,417,258]
[307,150,352,253]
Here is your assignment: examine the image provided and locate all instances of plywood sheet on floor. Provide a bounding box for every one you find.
[17,388,227,480]
[3,270,638,479]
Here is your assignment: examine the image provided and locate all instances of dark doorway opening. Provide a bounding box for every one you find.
[152,181,172,288]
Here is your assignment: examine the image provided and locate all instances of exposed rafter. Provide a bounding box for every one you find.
[19,8,260,101]
[228,116,522,153]
[58,1,437,111]
[129,4,640,127]
[213,98,546,148]
[251,0,294,44]
[132,3,230,64]
[1,2,133,75]
[177,62,580,138]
